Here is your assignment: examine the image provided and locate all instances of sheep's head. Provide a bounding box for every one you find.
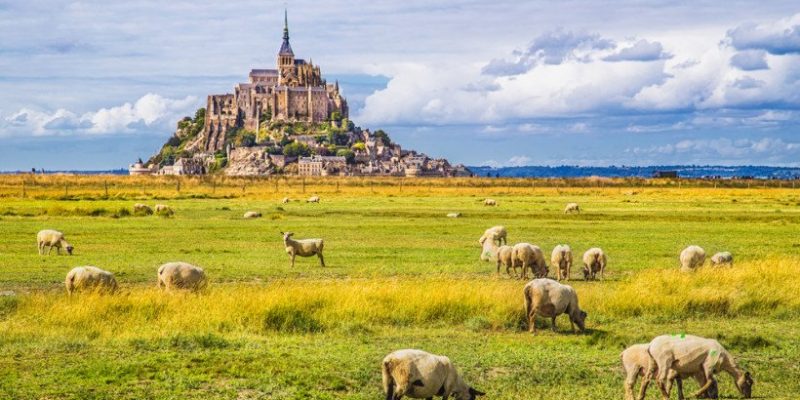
[65,245,74,255]
[454,386,485,400]
[738,371,753,398]
[573,310,587,331]
[281,231,294,241]
[582,266,590,280]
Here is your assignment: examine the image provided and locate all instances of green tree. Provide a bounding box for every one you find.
[373,129,391,145]
[352,142,366,151]
[282,142,311,157]
[336,149,355,164]
[234,131,257,147]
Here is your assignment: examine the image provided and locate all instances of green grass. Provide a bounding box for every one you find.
[1,183,799,399]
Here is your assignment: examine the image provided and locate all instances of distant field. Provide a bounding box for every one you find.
[1,176,799,399]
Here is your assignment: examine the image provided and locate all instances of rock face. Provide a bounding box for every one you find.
[225,147,275,176]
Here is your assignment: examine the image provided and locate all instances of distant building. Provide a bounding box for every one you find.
[128,159,156,175]
[298,155,346,176]
[653,170,678,178]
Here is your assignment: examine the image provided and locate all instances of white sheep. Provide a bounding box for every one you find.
[512,243,548,279]
[282,231,325,267]
[647,334,753,400]
[564,202,580,213]
[154,204,173,215]
[243,211,262,219]
[551,244,573,281]
[710,251,733,267]
[478,235,499,262]
[65,266,118,295]
[621,343,717,400]
[479,225,507,246]
[523,278,586,333]
[483,198,497,206]
[307,195,320,203]
[582,247,607,281]
[382,349,485,400]
[133,203,153,215]
[495,245,514,277]
[446,212,462,218]
[157,262,207,292]
[281,197,290,204]
[680,245,706,272]
[37,229,74,255]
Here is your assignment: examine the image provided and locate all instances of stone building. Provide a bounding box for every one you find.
[193,10,348,152]
[298,155,347,176]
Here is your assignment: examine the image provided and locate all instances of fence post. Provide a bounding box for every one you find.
[302,178,306,193]
[64,183,68,197]
[336,181,340,193]
[104,180,109,197]
[212,179,216,194]
[176,179,181,193]
[400,179,403,193]
[21,180,26,198]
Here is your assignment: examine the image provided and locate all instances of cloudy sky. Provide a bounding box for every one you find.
[1,0,799,170]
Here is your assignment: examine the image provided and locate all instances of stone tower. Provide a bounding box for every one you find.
[278,9,295,85]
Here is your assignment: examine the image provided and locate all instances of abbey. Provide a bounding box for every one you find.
[194,11,348,152]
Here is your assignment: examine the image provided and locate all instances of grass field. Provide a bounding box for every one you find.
[1,176,799,399]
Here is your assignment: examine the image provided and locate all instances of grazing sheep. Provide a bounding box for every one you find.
[551,244,573,281]
[647,334,753,400]
[479,225,507,246]
[621,343,717,400]
[65,266,118,295]
[243,211,262,219]
[523,278,586,333]
[154,204,174,216]
[479,235,499,262]
[680,245,706,272]
[307,195,320,203]
[382,349,486,400]
[446,212,462,218]
[512,243,548,279]
[495,245,514,277]
[36,229,73,255]
[281,231,325,267]
[133,203,153,215]
[564,202,580,213]
[157,262,207,292]
[483,198,497,206]
[711,251,733,267]
[281,197,290,204]
[582,247,607,281]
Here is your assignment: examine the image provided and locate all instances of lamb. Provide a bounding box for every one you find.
[495,245,514,277]
[479,225,507,246]
[523,278,586,333]
[281,197,290,204]
[281,231,325,267]
[710,251,733,267]
[133,203,153,215]
[382,349,485,400]
[621,343,717,400]
[307,195,320,203]
[680,245,706,272]
[154,204,173,216]
[564,202,580,213]
[157,262,207,292]
[36,229,73,255]
[478,235,498,262]
[512,243,548,279]
[647,334,753,400]
[65,266,118,295]
[243,211,262,219]
[582,247,607,281]
[551,244,573,281]
[483,198,497,206]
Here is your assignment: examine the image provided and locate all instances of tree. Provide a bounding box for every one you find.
[234,131,257,147]
[373,129,392,145]
[336,149,355,164]
[282,142,311,157]
[352,142,366,151]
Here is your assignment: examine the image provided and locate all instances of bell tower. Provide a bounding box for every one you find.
[277,9,295,83]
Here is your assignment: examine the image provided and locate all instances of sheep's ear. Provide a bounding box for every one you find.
[469,387,485,396]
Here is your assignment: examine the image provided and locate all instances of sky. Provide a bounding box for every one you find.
[1,0,799,170]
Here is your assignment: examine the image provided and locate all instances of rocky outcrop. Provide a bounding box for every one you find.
[224,147,275,176]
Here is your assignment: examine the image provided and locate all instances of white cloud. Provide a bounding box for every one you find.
[628,137,800,159]
[480,155,533,168]
[0,94,199,137]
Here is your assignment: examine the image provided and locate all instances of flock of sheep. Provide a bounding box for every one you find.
[35,199,750,400]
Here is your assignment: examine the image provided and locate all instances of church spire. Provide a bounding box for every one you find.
[279,8,294,56]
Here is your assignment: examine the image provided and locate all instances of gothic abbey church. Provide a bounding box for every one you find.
[193,11,348,152]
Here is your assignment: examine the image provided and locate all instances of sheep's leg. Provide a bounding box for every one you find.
[692,372,715,398]
[290,254,296,268]
[46,245,52,255]
[56,246,61,255]
[655,358,673,400]
[551,316,557,332]
[675,376,684,400]
[496,260,501,275]
[37,241,43,255]
[637,368,652,400]
[318,252,325,267]
[623,368,637,400]
[528,309,537,333]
